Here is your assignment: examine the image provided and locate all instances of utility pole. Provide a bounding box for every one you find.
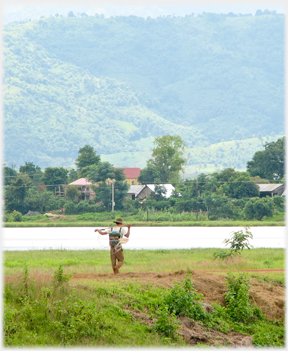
[112,180,115,211]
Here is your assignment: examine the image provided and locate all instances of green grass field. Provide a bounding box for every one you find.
[4,248,285,347]
[4,248,285,282]
[3,210,285,227]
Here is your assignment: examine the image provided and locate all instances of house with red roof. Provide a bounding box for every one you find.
[117,167,141,185]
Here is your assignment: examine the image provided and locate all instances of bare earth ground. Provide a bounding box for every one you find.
[5,269,285,348]
[70,269,285,348]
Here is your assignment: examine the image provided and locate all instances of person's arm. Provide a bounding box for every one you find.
[124,224,131,238]
[94,228,109,235]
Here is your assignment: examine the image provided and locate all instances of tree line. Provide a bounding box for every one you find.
[3,136,285,221]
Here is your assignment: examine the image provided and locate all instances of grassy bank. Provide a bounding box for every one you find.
[4,248,285,282]
[3,210,285,227]
[4,248,285,347]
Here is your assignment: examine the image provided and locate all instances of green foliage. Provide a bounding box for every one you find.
[205,195,241,220]
[51,296,104,344]
[24,188,60,213]
[253,321,285,347]
[138,165,162,184]
[164,274,208,321]
[12,210,23,222]
[75,145,100,171]
[272,195,285,212]
[22,264,29,296]
[147,184,167,201]
[153,306,179,340]
[223,226,253,252]
[86,161,118,182]
[4,175,32,214]
[141,135,186,183]
[53,265,72,286]
[213,250,236,260]
[3,248,285,346]
[4,166,18,186]
[67,169,79,183]
[247,137,285,181]
[19,162,42,185]
[243,197,274,220]
[224,273,263,323]
[42,167,68,191]
[65,185,80,203]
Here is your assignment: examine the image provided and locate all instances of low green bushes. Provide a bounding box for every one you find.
[4,266,284,347]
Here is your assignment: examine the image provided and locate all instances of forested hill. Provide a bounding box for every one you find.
[4,12,284,173]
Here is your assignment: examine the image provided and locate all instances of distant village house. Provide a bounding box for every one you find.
[117,167,141,185]
[127,184,176,200]
[68,178,95,200]
[257,184,285,197]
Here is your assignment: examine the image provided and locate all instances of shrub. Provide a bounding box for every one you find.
[224,273,263,323]
[208,201,241,220]
[153,306,179,340]
[213,250,236,260]
[12,210,23,222]
[223,226,253,253]
[53,265,72,288]
[164,274,208,321]
[253,322,285,347]
[64,202,76,214]
[273,195,285,212]
[243,197,274,220]
[3,212,13,222]
[52,295,104,344]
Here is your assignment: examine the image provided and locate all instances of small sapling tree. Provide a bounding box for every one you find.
[214,226,253,260]
[224,226,253,253]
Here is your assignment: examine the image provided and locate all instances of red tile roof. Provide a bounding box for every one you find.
[118,168,141,179]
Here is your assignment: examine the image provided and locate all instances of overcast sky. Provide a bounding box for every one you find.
[4,0,286,15]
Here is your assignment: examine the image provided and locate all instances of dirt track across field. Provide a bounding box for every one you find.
[70,268,285,347]
[71,268,285,321]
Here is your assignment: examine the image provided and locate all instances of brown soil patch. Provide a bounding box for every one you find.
[44,213,67,220]
[5,269,285,347]
[70,269,285,321]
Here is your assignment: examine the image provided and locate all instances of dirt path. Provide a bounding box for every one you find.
[70,268,285,321]
[69,268,285,347]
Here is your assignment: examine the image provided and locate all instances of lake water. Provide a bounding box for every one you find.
[2,226,286,251]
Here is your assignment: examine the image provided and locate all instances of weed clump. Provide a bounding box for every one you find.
[224,272,263,324]
[164,273,208,321]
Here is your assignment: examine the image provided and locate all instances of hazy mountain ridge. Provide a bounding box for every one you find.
[4,13,284,173]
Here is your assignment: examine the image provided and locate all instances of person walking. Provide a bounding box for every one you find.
[94,217,130,274]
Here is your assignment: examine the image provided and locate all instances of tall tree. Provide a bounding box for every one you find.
[19,162,43,186]
[65,185,80,203]
[42,167,69,192]
[139,135,186,184]
[4,166,18,186]
[4,174,32,213]
[75,145,101,173]
[19,162,41,177]
[68,168,79,183]
[24,188,61,213]
[247,137,285,181]
[138,165,161,184]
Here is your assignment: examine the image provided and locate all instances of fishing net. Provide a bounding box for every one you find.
[96,229,129,253]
